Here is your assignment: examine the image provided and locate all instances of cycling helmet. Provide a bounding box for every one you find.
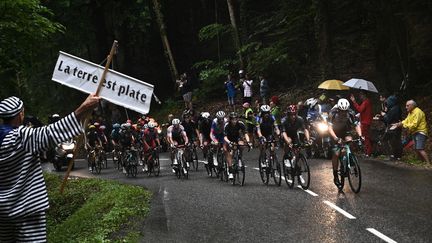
[229,112,239,119]
[52,114,60,118]
[242,102,250,108]
[143,124,148,129]
[113,123,121,129]
[201,112,210,119]
[305,98,318,108]
[216,111,225,119]
[121,123,131,130]
[99,125,106,130]
[148,122,155,128]
[172,118,181,125]
[260,105,271,113]
[337,98,350,111]
[94,122,100,127]
[287,104,297,114]
[88,125,96,130]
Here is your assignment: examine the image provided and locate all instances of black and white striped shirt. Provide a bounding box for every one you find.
[0,113,82,219]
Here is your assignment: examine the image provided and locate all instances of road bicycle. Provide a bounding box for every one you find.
[258,139,281,186]
[282,143,311,189]
[229,143,250,186]
[336,138,362,193]
[143,147,160,177]
[87,147,102,174]
[187,141,199,171]
[124,147,138,177]
[206,142,222,178]
[173,145,189,179]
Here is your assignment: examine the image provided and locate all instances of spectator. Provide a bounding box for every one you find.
[393,100,429,163]
[225,74,236,110]
[0,94,99,242]
[242,74,253,104]
[177,72,192,109]
[350,91,373,156]
[379,93,388,116]
[382,95,402,160]
[259,75,269,104]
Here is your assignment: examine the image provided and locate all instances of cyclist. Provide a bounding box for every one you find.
[305,97,322,124]
[181,111,200,146]
[224,112,251,180]
[167,118,189,172]
[98,125,108,150]
[111,123,121,160]
[280,105,310,167]
[86,125,102,151]
[328,98,362,189]
[119,123,136,173]
[256,105,280,168]
[142,122,161,172]
[86,125,102,171]
[198,112,212,159]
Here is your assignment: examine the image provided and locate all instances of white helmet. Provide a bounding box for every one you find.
[201,112,210,119]
[305,98,318,108]
[260,105,271,113]
[337,98,350,111]
[148,122,155,128]
[52,114,60,118]
[172,118,181,125]
[216,111,225,119]
[239,69,244,74]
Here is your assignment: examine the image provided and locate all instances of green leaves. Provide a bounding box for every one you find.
[198,23,232,42]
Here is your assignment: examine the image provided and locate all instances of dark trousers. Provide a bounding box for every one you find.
[388,128,402,158]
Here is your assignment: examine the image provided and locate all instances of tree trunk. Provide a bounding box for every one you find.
[314,0,333,80]
[152,0,178,83]
[226,0,244,69]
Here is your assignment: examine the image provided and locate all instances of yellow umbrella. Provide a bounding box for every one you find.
[318,79,350,90]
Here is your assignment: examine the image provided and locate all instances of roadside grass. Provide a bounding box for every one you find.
[44,173,151,242]
[401,151,429,166]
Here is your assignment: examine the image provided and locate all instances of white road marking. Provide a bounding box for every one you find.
[323,200,356,219]
[160,158,171,161]
[366,228,397,243]
[297,186,318,197]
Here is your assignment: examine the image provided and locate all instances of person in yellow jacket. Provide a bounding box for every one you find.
[393,100,429,163]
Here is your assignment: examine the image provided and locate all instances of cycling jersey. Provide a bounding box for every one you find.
[211,118,227,143]
[280,116,306,142]
[181,120,197,141]
[256,115,276,139]
[111,129,120,143]
[224,121,247,142]
[198,119,212,140]
[328,108,359,138]
[306,104,323,123]
[119,130,134,148]
[167,125,186,145]
[86,131,99,147]
[143,128,158,150]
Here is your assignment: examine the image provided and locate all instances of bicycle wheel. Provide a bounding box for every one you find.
[272,154,281,186]
[338,158,346,191]
[205,151,212,176]
[112,151,118,167]
[218,152,227,182]
[193,148,199,171]
[283,154,294,188]
[154,155,160,177]
[103,153,108,168]
[182,155,189,179]
[258,152,269,185]
[130,164,138,177]
[95,156,102,174]
[297,154,310,189]
[239,162,245,186]
[348,154,361,193]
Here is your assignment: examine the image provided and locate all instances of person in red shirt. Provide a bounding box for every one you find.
[350,91,373,156]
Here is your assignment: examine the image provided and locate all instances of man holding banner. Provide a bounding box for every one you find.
[0,94,99,242]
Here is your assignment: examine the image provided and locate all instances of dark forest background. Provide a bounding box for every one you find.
[1,0,431,120]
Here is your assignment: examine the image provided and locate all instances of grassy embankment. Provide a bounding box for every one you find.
[44,173,151,242]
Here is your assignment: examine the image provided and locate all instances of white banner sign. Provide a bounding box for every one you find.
[52,51,154,114]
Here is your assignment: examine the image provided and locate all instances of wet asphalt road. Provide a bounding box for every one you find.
[44,149,432,243]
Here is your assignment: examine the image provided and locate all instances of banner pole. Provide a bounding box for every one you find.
[60,40,118,194]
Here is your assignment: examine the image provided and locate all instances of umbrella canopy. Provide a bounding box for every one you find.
[343,78,378,93]
[318,80,350,90]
